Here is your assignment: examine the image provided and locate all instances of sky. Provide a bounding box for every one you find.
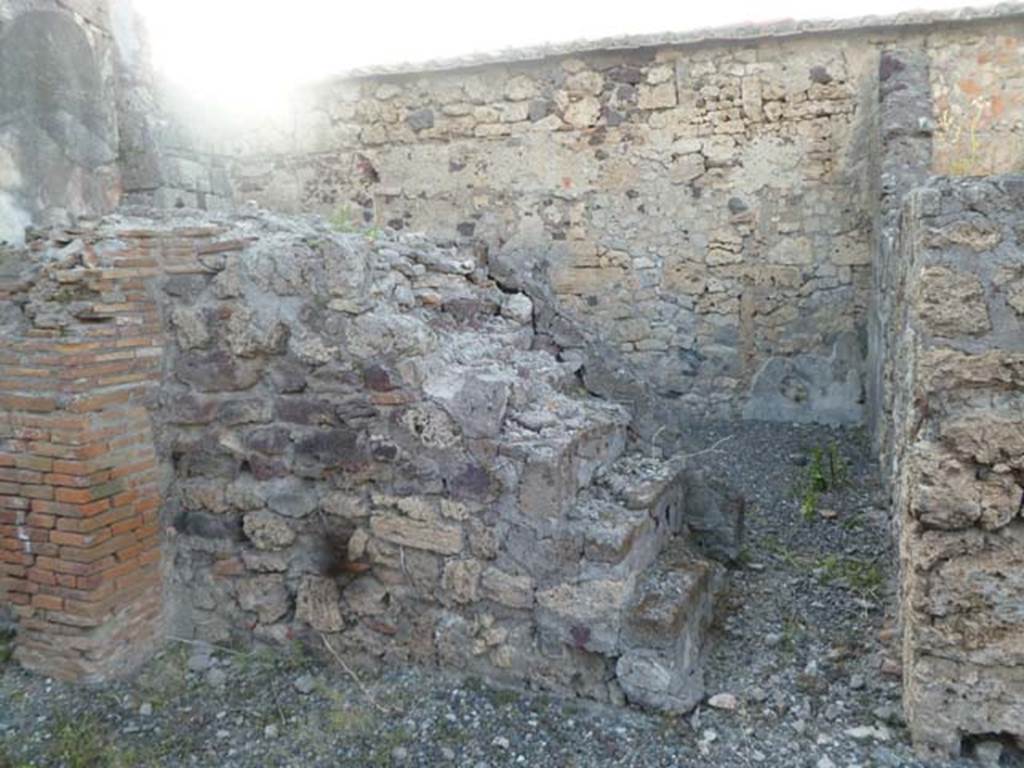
[133,0,985,111]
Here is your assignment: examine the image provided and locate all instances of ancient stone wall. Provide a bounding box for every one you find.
[217,17,1024,423]
[887,177,1024,757]
[1,7,1024,756]
[931,29,1024,175]
[0,210,742,707]
[867,47,933,478]
[227,36,880,422]
[0,0,124,244]
[120,78,235,214]
[0,0,229,246]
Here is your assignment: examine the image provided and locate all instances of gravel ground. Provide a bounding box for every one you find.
[0,423,1008,768]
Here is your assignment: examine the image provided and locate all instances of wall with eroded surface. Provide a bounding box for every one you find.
[219,16,1024,423]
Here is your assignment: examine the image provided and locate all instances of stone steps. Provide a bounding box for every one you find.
[615,538,724,713]
[534,451,732,712]
[568,453,688,580]
[500,402,630,525]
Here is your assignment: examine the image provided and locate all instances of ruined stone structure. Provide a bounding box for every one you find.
[884,179,1024,757]
[1,0,1023,759]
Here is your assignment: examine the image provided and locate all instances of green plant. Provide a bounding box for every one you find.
[317,682,375,735]
[132,645,189,708]
[486,687,522,707]
[369,725,410,767]
[331,205,382,242]
[279,638,314,673]
[763,536,805,570]
[778,611,805,655]
[797,441,848,520]
[735,546,754,566]
[49,715,109,768]
[0,749,32,768]
[800,485,821,521]
[840,512,865,531]
[330,205,358,233]
[816,555,884,599]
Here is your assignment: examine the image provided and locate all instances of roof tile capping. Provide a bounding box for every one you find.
[333,2,1024,79]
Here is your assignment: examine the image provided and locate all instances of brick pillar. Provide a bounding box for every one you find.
[0,238,164,681]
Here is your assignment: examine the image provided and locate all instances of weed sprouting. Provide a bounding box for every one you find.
[816,554,884,599]
[331,205,381,241]
[797,441,848,520]
[48,714,110,768]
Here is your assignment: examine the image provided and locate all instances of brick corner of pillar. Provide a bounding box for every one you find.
[1,303,165,682]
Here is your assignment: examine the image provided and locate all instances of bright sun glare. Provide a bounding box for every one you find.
[133,0,985,113]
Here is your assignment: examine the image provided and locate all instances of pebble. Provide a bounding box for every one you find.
[816,757,836,768]
[293,674,316,695]
[216,729,230,740]
[492,736,510,749]
[845,724,891,742]
[872,704,901,724]
[849,674,866,690]
[440,746,456,760]
[973,739,1003,768]
[391,746,409,762]
[138,702,153,717]
[207,668,227,688]
[709,693,739,711]
[263,723,279,739]
[698,728,718,756]
[187,652,213,673]
[880,658,902,676]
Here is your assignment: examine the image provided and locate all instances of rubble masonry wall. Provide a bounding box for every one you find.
[888,178,1024,757]
[219,18,1024,422]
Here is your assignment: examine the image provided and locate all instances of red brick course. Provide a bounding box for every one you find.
[0,225,226,681]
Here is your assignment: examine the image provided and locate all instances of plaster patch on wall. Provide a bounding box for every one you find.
[742,332,865,424]
[0,191,30,245]
[0,145,28,244]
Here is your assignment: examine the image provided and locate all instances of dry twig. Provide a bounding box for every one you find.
[680,434,734,460]
[321,634,392,715]
[167,635,247,657]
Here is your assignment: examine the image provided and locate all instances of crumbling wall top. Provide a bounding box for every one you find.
[330,3,1024,79]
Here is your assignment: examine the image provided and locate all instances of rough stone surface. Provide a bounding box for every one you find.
[3,8,1024,759]
[216,18,1024,425]
[886,178,1024,758]
[295,576,344,633]
[0,4,122,243]
[0,210,733,716]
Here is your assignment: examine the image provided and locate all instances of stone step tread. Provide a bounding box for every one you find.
[556,451,690,573]
[501,404,630,524]
[500,399,630,456]
[592,452,688,511]
[567,495,658,569]
[621,538,724,650]
[535,535,723,659]
[614,538,725,714]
